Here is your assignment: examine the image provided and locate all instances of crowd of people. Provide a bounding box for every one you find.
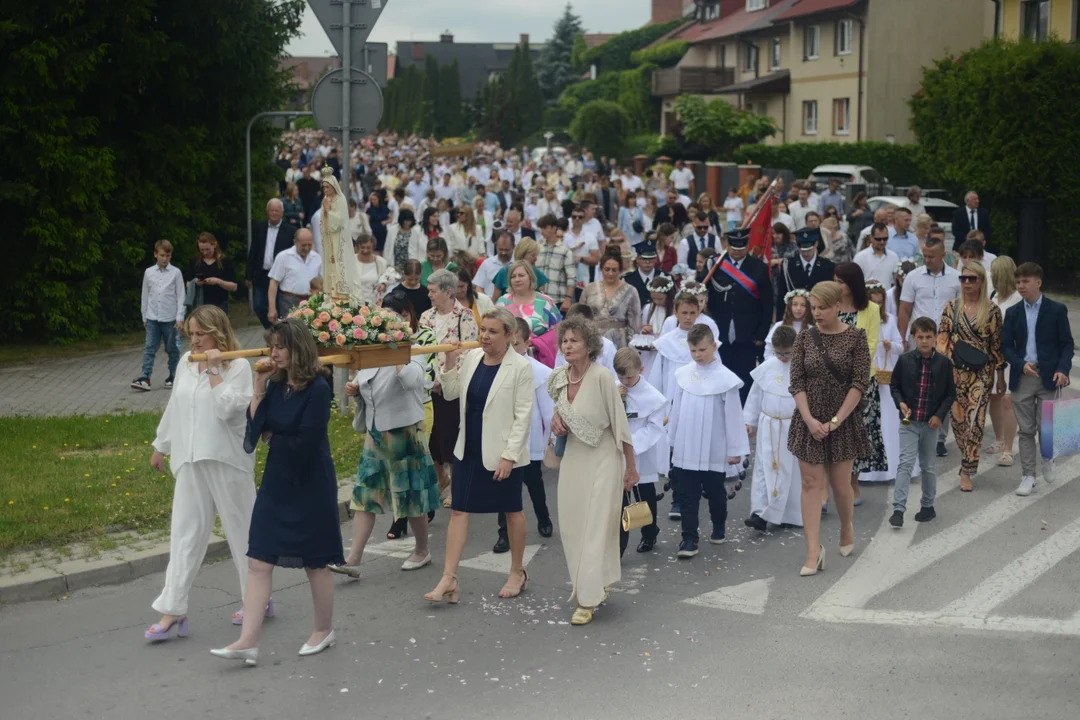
[135,131,1074,663]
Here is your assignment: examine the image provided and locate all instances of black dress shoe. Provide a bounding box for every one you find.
[492,535,510,554]
[743,514,768,532]
[636,537,656,553]
[537,520,553,538]
[936,442,948,457]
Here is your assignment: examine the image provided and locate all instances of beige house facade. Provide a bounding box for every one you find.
[655,0,994,145]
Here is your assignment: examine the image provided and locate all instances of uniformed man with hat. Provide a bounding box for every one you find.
[624,235,671,307]
[774,227,835,317]
[702,227,773,404]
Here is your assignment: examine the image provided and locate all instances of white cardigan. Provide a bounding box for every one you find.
[438,347,534,471]
[351,359,427,433]
[446,222,487,258]
[152,353,255,475]
[381,225,427,265]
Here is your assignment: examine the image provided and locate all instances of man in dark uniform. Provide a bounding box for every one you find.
[703,227,773,404]
[624,236,670,307]
[774,227,835,317]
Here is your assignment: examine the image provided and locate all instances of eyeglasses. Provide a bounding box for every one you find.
[571,215,583,220]
[959,276,979,283]
[872,236,889,242]
[694,225,709,231]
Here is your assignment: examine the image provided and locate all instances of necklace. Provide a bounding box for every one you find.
[566,364,587,385]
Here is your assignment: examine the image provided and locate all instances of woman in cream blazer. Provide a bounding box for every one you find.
[424,307,535,605]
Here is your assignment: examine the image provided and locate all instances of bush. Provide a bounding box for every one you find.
[910,38,1080,267]
[617,65,658,132]
[630,40,689,69]
[557,73,620,114]
[733,141,930,186]
[674,95,778,162]
[542,105,574,130]
[570,100,631,160]
[578,19,683,73]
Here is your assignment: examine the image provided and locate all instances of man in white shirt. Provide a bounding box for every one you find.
[857,207,892,248]
[677,211,722,268]
[405,170,430,209]
[434,173,458,204]
[498,160,516,187]
[722,188,744,231]
[582,201,606,250]
[474,232,516,297]
[887,207,920,259]
[564,206,601,295]
[669,160,695,198]
[268,229,322,323]
[789,188,815,231]
[536,187,562,219]
[621,167,643,193]
[853,222,900,288]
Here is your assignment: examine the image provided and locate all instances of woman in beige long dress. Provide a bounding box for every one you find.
[549,316,638,626]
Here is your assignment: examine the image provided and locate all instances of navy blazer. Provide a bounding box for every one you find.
[1001,295,1074,391]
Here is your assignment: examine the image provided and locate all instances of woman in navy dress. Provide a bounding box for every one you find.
[211,318,344,666]
[424,308,535,604]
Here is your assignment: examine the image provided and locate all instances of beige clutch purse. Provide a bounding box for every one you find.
[621,487,653,531]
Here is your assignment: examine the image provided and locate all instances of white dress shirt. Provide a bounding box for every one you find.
[263,223,282,270]
[474,255,509,296]
[141,264,186,323]
[853,246,900,288]
[268,247,322,295]
[900,264,961,337]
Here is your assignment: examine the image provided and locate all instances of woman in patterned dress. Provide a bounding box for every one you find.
[788,282,871,576]
[496,260,563,366]
[937,261,1004,492]
[833,262,883,506]
[581,248,642,350]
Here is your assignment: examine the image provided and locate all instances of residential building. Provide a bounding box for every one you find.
[393,33,545,100]
[992,0,1080,41]
[653,0,993,144]
[280,56,341,107]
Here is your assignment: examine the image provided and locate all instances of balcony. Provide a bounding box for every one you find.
[652,67,735,97]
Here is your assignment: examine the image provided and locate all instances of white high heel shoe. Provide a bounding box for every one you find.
[298,629,336,657]
[209,646,259,666]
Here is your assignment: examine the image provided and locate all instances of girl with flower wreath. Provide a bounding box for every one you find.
[658,280,719,339]
[633,275,675,378]
[764,289,815,361]
[863,281,905,482]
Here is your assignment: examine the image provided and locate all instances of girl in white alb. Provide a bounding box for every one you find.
[744,353,801,528]
[632,276,675,378]
[764,289,813,361]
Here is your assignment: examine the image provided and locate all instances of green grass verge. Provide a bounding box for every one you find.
[0,411,361,556]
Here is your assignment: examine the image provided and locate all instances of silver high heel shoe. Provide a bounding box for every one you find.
[209,646,259,666]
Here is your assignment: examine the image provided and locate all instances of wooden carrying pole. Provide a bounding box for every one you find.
[189,341,481,365]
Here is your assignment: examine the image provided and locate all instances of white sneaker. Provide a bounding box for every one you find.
[1043,460,1057,484]
[1015,476,1037,497]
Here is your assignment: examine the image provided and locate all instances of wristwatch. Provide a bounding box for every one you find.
[207,366,221,376]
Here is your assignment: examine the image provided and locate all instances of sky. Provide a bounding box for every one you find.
[285,0,653,57]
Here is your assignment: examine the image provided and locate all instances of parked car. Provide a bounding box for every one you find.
[867,195,958,246]
[809,164,893,196]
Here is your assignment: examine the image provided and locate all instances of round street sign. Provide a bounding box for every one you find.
[310,68,384,136]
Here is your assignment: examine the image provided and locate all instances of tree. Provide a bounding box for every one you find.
[570,100,631,159]
[910,38,1080,266]
[439,60,464,137]
[0,0,304,341]
[423,54,440,136]
[535,3,583,101]
[673,94,778,161]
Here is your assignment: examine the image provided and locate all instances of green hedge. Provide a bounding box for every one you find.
[910,38,1080,268]
[578,19,682,73]
[570,100,631,159]
[732,141,931,186]
[630,40,689,69]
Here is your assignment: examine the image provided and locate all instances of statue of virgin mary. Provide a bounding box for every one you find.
[319,166,360,303]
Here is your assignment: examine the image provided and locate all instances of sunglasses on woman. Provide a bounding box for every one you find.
[959,275,979,283]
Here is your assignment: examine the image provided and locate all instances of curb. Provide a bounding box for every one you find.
[0,483,355,606]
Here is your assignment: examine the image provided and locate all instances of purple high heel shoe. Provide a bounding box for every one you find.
[231,598,275,626]
[144,616,189,642]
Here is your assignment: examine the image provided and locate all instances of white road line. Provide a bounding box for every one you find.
[458,544,542,574]
[803,453,1080,618]
[683,577,773,615]
[941,515,1080,617]
[804,605,1080,637]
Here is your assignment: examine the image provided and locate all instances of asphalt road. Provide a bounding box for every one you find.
[3,439,1080,720]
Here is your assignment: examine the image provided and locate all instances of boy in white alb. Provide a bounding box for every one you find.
[615,348,669,555]
[494,318,555,553]
[668,324,748,558]
[648,291,714,521]
[743,325,801,532]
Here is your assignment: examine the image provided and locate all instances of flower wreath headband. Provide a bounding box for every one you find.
[648,277,675,294]
[864,281,886,293]
[681,281,708,297]
[783,288,810,304]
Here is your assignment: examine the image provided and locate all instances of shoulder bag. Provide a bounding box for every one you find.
[810,327,866,414]
[950,301,988,372]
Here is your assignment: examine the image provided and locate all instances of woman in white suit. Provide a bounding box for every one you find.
[446,205,487,258]
[383,208,427,271]
[423,307,535,604]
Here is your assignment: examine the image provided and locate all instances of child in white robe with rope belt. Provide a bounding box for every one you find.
[743,325,802,531]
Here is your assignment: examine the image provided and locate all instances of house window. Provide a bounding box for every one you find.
[833,98,851,135]
[1022,0,1050,41]
[803,100,818,135]
[836,19,853,55]
[758,102,769,116]
[747,0,768,11]
[771,38,782,69]
[744,43,758,72]
[804,25,820,60]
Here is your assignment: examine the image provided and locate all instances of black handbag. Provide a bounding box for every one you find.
[950,302,988,372]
